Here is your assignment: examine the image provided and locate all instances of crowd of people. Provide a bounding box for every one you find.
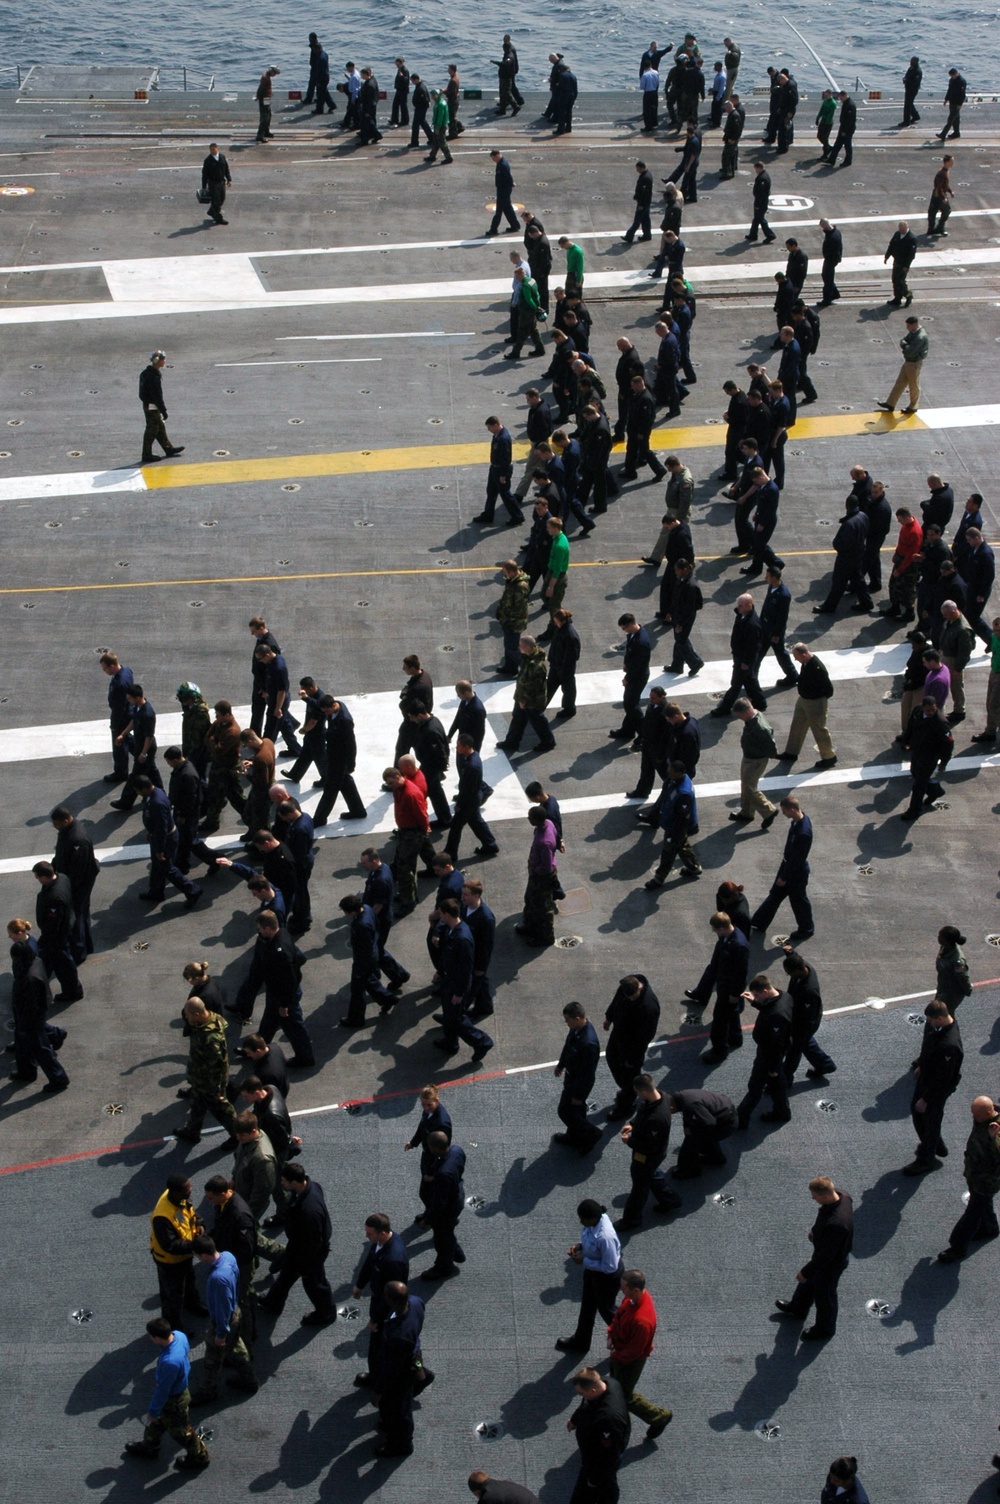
[8,23,998,1503]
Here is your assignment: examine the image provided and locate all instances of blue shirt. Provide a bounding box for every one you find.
[149,1330,192,1415]
[580,1214,622,1273]
[204,1250,240,1335]
[107,665,134,718]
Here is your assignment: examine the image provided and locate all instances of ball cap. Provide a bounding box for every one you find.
[175,682,201,699]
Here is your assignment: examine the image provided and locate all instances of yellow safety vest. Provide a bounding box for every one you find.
[149,1189,198,1264]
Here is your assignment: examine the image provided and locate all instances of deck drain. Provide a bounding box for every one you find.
[713,1192,736,1208]
[555,935,582,949]
[856,864,874,876]
[345,1103,364,1115]
[771,935,788,947]
[865,1299,892,1318]
[20,602,35,610]
[475,1422,505,1441]
[466,1195,487,1209]
[69,1308,95,1325]
[754,1421,781,1441]
[0,452,10,458]
[281,484,300,492]
[816,1100,838,1114]
[189,601,204,608]
[428,418,444,425]
[356,600,370,608]
[7,419,23,426]
[816,519,832,526]
[132,941,149,952]
[931,801,950,810]
[288,418,304,425]
[703,417,721,425]
[199,520,218,528]
[355,520,373,527]
[986,934,1000,948]
[195,1427,214,1444]
[44,521,62,530]
[277,559,291,566]
[432,484,447,491]
[337,1304,361,1320]
[213,449,230,457]
[103,1102,125,1116]
[440,644,455,653]
[906,1012,925,1028]
[115,561,129,568]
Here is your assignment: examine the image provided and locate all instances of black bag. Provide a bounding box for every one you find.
[196,186,211,205]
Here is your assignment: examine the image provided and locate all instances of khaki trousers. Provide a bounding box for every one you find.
[784,696,836,760]
[740,756,776,820]
[886,359,922,411]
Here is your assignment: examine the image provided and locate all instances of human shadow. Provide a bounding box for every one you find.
[67,1335,150,1420]
[881,1253,960,1353]
[851,1168,923,1258]
[861,1062,916,1123]
[708,1318,824,1431]
[502,1355,582,1441]
[166,222,217,239]
[491,1140,608,1219]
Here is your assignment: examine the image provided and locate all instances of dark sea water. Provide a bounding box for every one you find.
[0,0,995,95]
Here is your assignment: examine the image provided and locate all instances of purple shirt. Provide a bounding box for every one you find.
[923,662,951,709]
[528,818,558,876]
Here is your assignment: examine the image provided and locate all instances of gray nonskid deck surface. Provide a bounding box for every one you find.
[6,999,1000,1503]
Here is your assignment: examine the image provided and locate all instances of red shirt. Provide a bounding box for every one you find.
[393,776,429,833]
[608,1288,657,1364]
[894,517,922,574]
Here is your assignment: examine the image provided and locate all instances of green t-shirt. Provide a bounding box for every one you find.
[565,242,584,282]
[548,531,570,578]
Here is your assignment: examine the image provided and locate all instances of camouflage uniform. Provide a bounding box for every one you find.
[504,646,555,752]
[180,694,211,775]
[181,1014,238,1140]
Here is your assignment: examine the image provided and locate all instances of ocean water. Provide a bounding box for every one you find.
[0,0,997,96]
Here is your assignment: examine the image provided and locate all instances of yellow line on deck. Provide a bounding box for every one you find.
[140,411,926,489]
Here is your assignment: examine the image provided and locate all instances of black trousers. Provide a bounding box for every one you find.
[390,90,410,126]
[911,1084,949,1163]
[675,1120,733,1174]
[569,1265,623,1345]
[430,1211,464,1272]
[558,1086,599,1147]
[206,182,227,221]
[154,1257,201,1332]
[38,939,80,999]
[718,660,767,712]
[783,1258,848,1335]
[709,992,745,1054]
[547,665,578,712]
[738,1054,790,1123]
[378,1376,415,1453]
[618,677,648,739]
[410,108,433,147]
[267,1248,335,1316]
[315,767,366,823]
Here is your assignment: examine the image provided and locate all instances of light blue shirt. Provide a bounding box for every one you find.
[580,1214,622,1273]
[711,71,727,99]
[640,69,660,92]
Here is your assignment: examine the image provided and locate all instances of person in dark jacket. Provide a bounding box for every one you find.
[278,673,326,786]
[818,218,843,305]
[239,1076,293,1162]
[934,924,972,1012]
[664,560,705,675]
[937,1095,1000,1261]
[824,90,857,166]
[133,778,202,908]
[820,1457,870,1504]
[623,160,654,244]
[745,160,775,243]
[406,704,451,829]
[445,736,498,861]
[774,1176,854,1338]
[899,55,923,126]
[545,608,582,718]
[644,760,702,886]
[374,1282,431,1456]
[49,806,99,963]
[713,880,751,937]
[690,911,750,1059]
[938,67,967,141]
[749,796,815,940]
[258,1163,335,1324]
[406,1084,452,1221]
[567,1369,631,1503]
[903,998,964,1171]
[272,798,315,935]
[736,974,795,1127]
[8,931,69,1090]
[628,687,671,802]
[551,62,578,136]
[757,566,797,684]
[664,705,702,781]
[338,895,397,1027]
[236,1031,290,1099]
[554,1001,602,1153]
[352,1212,410,1383]
[477,417,524,525]
[611,614,652,742]
[409,74,432,148]
[668,1088,738,1176]
[885,220,918,306]
[781,949,837,1081]
[618,1073,681,1225]
[487,149,518,236]
[901,697,953,817]
[462,877,497,1018]
[420,1130,467,1278]
[389,57,409,126]
[432,901,494,1062]
[199,142,231,226]
[357,67,382,144]
[713,594,768,714]
[220,830,297,914]
[139,351,184,464]
[314,697,367,824]
[359,847,410,993]
[813,504,872,615]
[622,375,666,482]
[231,910,314,1067]
[603,976,661,1118]
[862,480,894,593]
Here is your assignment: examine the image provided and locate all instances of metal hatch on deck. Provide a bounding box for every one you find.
[16,65,159,100]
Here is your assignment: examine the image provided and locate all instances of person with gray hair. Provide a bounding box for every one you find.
[776,644,837,767]
[938,598,977,723]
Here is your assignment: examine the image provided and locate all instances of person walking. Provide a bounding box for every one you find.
[603,976,661,1120]
[902,998,964,1172]
[149,1174,204,1332]
[556,1200,623,1352]
[553,1001,601,1153]
[774,1176,854,1340]
[606,1270,673,1440]
[7,927,69,1092]
[877,315,929,416]
[643,758,702,887]
[419,1130,467,1279]
[781,949,837,1082]
[777,644,837,767]
[546,608,582,718]
[123,1319,210,1471]
[690,911,751,1062]
[565,1368,630,1502]
[736,973,795,1128]
[476,417,524,525]
[487,149,519,236]
[352,1213,410,1386]
[373,1282,429,1456]
[337,895,397,1028]
[713,595,768,715]
[425,90,453,164]
[499,635,555,753]
[938,66,967,140]
[200,143,231,225]
[745,161,775,244]
[255,66,280,143]
[823,90,857,166]
[812,502,872,615]
[139,351,184,465]
[937,1096,1000,1262]
[885,221,917,307]
[749,796,815,941]
[818,218,842,306]
[927,153,955,236]
[189,1236,259,1403]
[815,89,836,155]
[900,696,954,819]
[939,599,976,722]
[390,58,410,127]
[617,1077,682,1227]
[173,997,238,1145]
[900,56,923,126]
[622,161,654,243]
[821,1458,871,1503]
[258,1163,336,1324]
[610,614,651,742]
[506,267,546,360]
[409,74,432,148]
[134,775,203,909]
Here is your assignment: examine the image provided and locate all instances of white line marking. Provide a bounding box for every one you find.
[1,171,61,178]
[3,227,1000,326]
[504,1061,560,1075]
[214,356,383,367]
